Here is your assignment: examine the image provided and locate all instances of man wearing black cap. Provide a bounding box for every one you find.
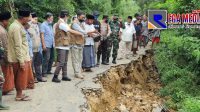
[52,10,83,83]
[28,12,47,82]
[134,13,141,20]
[0,11,11,110]
[82,14,99,72]
[7,9,32,101]
[0,11,15,96]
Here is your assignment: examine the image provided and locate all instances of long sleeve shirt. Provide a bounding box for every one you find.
[7,20,30,63]
[28,23,41,52]
[121,22,136,42]
[25,29,33,58]
[71,22,87,48]
[71,22,87,35]
[84,24,96,46]
[0,24,8,65]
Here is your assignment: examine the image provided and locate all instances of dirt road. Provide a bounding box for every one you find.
[2,47,149,112]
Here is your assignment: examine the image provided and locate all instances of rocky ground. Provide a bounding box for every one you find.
[82,50,167,112]
[2,45,167,112]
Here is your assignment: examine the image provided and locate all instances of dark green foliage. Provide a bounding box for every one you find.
[0,0,140,22]
[155,30,200,111]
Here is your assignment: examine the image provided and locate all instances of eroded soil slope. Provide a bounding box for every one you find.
[82,50,166,112]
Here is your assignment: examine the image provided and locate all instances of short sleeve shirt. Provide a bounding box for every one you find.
[40,21,54,48]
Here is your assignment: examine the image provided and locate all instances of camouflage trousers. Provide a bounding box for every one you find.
[107,35,119,60]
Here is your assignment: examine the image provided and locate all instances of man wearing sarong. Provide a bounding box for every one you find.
[82,14,99,72]
[52,10,83,83]
[24,23,35,89]
[0,11,11,110]
[7,9,33,101]
[0,12,14,95]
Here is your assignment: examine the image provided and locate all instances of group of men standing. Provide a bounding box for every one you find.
[0,8,157,109]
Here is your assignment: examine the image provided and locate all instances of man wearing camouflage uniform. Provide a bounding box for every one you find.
[107,14,121,64]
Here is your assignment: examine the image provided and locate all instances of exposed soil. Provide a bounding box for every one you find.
[82,50,167,112]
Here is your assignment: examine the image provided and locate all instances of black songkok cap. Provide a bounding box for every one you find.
[0,11,11,21]
[60,10,69,17]
[18,9,31,17]
[86,14,94,20]
[31,12,37,18]
[103,15,109,19]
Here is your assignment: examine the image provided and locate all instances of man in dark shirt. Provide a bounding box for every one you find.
[133,17,143,55]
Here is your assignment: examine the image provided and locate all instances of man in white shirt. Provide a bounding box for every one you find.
[82,14,98,72]
[52,10,83,83]
[118,16,136,59]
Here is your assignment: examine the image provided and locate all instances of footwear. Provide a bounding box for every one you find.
[75,74,84,79]
[0,89,9,110]
[34,78,39,83]
[96,59,100,67]
[15,95,31,101]
[96,63,99,67]
[52,78,61,83]
[125,56,130,59]
[132,54,137,57]
[112,60,117,64]
[117,57,123,60]
[106,58,109,63]
[37,78,47,82]
[0,104,9,110]
[102,62,109,65]
[52,62,58,67]
[85,68,93,72]
[62,77,71,81]
[96,59,100,65]
[97,55,100,66]
[47,72,53,74]
[42,74,47,77]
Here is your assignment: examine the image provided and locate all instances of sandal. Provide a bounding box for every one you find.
[15,95,31,101]
[85,69,93,72]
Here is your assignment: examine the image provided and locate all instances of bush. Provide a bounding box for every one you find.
[154,30,200,110]
[179,98,200,112]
